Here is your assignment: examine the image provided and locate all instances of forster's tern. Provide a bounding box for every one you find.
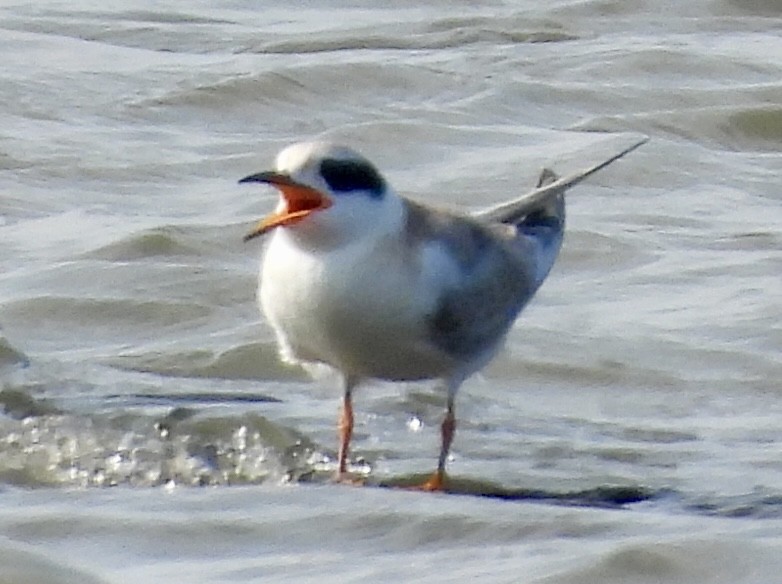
[241,137,646,490]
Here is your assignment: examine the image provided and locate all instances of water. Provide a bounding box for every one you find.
[1,1,781,582]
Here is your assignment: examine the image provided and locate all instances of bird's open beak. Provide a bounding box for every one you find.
[240,171,333,241]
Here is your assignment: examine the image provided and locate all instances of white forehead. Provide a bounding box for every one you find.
[274,141,365,174]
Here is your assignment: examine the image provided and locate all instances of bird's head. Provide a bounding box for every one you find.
[241,141,396,245]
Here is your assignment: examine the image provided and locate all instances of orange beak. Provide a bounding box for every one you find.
[240,171,333,241]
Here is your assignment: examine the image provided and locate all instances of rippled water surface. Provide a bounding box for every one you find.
[1,1,781,582]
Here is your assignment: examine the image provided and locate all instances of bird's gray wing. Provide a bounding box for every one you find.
[404,202,539,361]
[405,137,647,365]
[474,137,648,225]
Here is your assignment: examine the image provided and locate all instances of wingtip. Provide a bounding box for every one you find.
[474,135,649,224]
[628,135,650,153]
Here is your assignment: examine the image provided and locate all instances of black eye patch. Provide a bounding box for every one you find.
[319,158,386,197]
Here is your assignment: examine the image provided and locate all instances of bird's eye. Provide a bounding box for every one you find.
[319,158,385,197]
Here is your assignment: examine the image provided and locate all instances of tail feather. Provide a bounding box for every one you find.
[517,172,565,289]
[499,137,648,288]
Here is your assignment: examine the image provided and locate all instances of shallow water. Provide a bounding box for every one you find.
[1,1,781,582]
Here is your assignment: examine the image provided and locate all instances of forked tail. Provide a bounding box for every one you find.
[478,136,648,288]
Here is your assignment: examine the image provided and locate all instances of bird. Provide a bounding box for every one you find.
[240,137,647,491]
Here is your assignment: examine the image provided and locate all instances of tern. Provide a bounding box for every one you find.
[241,137,646,490]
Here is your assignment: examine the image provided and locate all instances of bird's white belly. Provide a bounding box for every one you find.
[259,233,453,381]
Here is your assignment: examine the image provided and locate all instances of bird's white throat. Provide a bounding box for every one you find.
[272,186,405,251]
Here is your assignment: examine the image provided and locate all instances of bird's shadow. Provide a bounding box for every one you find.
[377,474,654,507]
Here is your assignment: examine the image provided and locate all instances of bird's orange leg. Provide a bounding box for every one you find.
[336,389,354,480]
[418,401,456,492]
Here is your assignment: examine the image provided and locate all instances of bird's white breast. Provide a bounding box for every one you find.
[259,218,458,382]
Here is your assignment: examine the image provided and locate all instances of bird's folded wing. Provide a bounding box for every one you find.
[474,136,649,225]
[422,225,539,362]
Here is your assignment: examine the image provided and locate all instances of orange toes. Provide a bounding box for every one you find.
[410,470,448,492]
[334,472,366,487]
